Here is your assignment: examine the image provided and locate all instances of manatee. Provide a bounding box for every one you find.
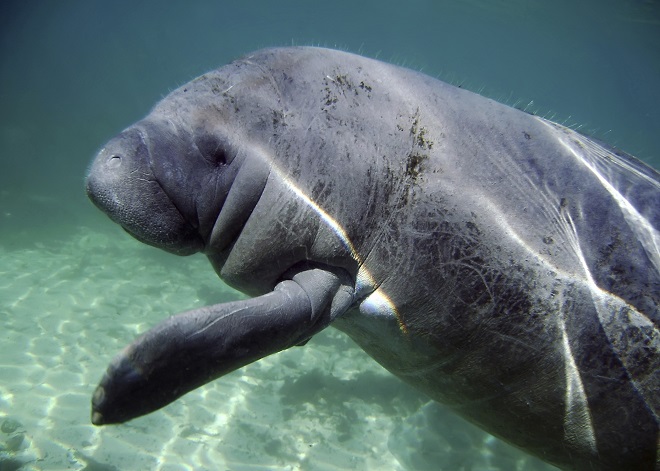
[85,47,659,470]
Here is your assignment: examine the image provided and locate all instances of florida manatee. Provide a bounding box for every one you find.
[85,47,659,470]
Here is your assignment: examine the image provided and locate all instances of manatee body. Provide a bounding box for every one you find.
[85,47,659,470]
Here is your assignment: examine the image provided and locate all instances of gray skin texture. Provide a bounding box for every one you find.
[85,47,659,471]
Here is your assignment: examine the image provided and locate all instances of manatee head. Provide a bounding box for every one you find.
[85,116,243,256]
[85,50,355,294]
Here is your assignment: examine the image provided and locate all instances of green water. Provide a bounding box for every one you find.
[1,1,658,469]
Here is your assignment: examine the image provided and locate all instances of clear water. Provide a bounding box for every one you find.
[1,1,658,470]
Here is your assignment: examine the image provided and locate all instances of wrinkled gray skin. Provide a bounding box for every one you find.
[86,47,659,470]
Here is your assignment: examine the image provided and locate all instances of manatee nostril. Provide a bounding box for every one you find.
[107,154,122,168]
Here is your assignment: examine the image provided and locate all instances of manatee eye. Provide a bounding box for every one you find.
[208,147,227,166]
[195,134,234,167]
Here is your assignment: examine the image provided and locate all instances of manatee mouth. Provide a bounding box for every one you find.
[120,225,187,253]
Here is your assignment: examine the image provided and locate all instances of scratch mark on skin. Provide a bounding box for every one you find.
[444,260,496,304]
[492,331,542,354]
[186,306,251,339]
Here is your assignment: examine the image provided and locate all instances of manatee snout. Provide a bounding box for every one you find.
[86,128,141,200]
[86,125,204,255]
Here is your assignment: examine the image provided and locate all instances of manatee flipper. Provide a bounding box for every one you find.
[91,266,354,425]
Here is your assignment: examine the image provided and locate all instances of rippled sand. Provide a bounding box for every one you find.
[0,226,556,470]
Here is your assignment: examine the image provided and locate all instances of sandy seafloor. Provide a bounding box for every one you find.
[0,217,558,470]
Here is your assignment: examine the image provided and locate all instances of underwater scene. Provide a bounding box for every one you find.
[1,1,658,470]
